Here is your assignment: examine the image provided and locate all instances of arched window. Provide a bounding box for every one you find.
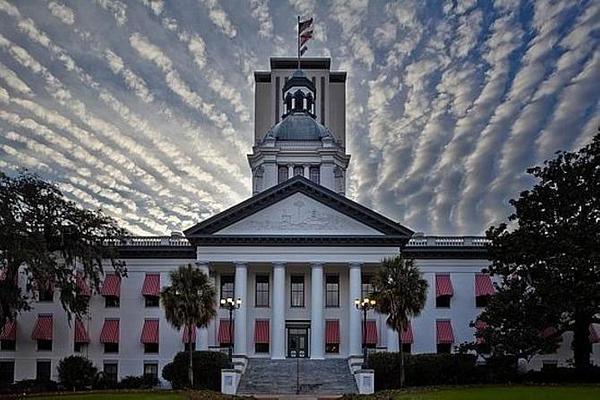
[278,166,288,184]
[334,167,344,193]
[253,166,264,194]
[293,166,303,177]
[309,166,320,184]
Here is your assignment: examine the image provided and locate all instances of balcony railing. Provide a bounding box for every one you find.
[104,235,489,247]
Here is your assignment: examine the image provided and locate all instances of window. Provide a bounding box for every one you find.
[1,339,15,351]
[105,296,120,308]
[278,166,288,184]
[37,340,52,351]
[104,362,118,384]
[104,343,119,353]
[436,295,451,308]
[437,343,452,354]
[0,361,14,386]
[291,275,305,307]
[361,275,373,299]
[38,288,53,302]
[325,274,339,307]
[220,275,235,302]
[143,362,158,381]
[74,342,86,353]
[255,275,269,307]
[145,296,159,307]
[293,166,303,176]
[144,343,159,353]
[326,343,339,353]
[309,166,320,184]
[402,343,412,354]
[476,295,490,308]
[184,342,196,352]
[36,360,51,381]
[255,343,269,353]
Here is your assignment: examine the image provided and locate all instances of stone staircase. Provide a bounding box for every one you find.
[237,358,358,396]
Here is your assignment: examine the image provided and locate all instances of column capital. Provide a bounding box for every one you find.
[272,262,286,268]
[310,262,324,268]
[348,262,363,269]
[195,261,210,268]
[233,261,248,268]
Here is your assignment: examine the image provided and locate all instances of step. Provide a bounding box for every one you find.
[237,359,357,396]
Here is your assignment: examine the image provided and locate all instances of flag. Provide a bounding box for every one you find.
[298,17,314,57]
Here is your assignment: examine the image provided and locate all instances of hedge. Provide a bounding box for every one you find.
[367,352,518,390]
[162,351,229,390]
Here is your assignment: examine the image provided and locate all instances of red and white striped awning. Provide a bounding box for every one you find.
[100,319,119,343]
[401,322,413,344]
[142,274,160,297]
[254,320,269,344]
[100,274,121,297]
[218,319,233,344]
[140,319,159,344]
[31,315,53,341]
[182,325,196,344]
[474,319,487,344]
[436,274,453,297]
[74,318,90,344]
[590,324,600,344]
[475,274,495,297]
[0,320,16,341]
[326,320,340,344]
[436,320,454,344]
[76,273,91,297]
[365,320,377,345]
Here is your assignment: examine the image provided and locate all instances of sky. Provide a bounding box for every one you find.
[0,0,598,236]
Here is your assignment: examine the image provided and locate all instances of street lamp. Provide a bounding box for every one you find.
[355,297,377,368]
[220,297,241,367]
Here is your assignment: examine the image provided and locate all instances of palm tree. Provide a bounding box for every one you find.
[371,255,428,388]
[161,264,216,387]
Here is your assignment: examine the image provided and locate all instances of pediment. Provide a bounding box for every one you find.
[184,176,413,246]
[215,192,383,236]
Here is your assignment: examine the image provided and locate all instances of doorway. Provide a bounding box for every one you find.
[288,327,308,358]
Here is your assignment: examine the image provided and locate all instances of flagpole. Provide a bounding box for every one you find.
[297,15,300,70]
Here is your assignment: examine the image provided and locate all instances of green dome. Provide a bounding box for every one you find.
[265,112,333,141]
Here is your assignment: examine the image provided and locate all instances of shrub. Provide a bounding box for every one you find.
[91,372,118,390]
[162,350,229,390]
[118,375,159,389]
[368,352,481,390]
[57,355,97,390]
[8,379,59,393]
[524,366,600,383]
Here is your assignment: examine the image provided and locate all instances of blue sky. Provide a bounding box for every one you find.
[0,0,598,236]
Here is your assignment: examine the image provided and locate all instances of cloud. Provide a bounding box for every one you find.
[47,2,75,25]
[198,0,237,38]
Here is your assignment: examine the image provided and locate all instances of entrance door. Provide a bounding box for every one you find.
[288,328,308,358]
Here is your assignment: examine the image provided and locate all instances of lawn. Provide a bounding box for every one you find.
[31,393,186,400]
[371,385,600,400]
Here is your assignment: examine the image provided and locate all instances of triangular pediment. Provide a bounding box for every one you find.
[184,176,413,246]
[215,192,383,236]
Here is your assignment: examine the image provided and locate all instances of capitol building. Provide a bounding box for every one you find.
[1,57,598,389]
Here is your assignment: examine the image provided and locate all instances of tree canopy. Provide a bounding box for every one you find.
[0,171,126,324]
[480,131,600,370]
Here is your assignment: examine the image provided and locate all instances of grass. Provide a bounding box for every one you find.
[31,392,186,400]
[364,385,600,400]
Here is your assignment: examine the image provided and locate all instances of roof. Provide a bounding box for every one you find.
[184,175,414,247]
[271,57,330,70]
[265,112,332,141]
[282,69,316,93]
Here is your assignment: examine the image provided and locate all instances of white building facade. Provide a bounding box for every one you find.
[1,58,598,385]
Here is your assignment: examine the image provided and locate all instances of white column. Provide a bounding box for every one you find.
[272,262,286,359]
[310,262,325,359]
[196,261,210,351]
[349,262,362,357]
[234,262,247,356]
[303,164,310,177]
[287,164,294,179]
[387,325,399,352]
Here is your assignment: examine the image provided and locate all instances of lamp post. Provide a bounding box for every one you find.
[220,297,241,368]
[355,297,376,369]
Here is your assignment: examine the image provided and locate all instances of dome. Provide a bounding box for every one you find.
[283,69,316,93]
[264,112,333,141]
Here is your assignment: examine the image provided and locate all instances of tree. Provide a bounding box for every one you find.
[371,255,428,387]
[485,131,600,372]
[462,276,562,361]
[161,264,217,387]
[0,171,126,325]
[57,355,97,390]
